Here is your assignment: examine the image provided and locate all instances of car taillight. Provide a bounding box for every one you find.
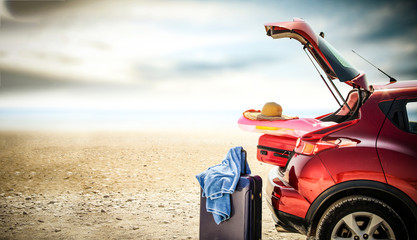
[295,138,358,155]
[295,119,359,155]
[272,191,281,199]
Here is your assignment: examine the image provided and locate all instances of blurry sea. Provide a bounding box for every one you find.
[0,108,321,131]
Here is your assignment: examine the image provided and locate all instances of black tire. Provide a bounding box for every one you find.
[316,196,408,240]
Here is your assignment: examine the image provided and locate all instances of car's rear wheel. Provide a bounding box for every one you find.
[316,196,408,240]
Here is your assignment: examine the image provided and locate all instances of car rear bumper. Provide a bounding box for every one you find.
[265,166,310,235]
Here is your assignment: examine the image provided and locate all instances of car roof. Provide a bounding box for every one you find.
[372,80,417,91]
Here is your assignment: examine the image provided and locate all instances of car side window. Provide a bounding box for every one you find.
[380,98,417,133]
[406,101,417,134]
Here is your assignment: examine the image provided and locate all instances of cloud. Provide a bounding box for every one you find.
[353,1,417,42]
[0,71,73,92]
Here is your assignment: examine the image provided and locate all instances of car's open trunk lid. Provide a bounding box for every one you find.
[264,18,369,92]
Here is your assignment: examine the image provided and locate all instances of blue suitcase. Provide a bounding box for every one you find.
[199,174,262,240]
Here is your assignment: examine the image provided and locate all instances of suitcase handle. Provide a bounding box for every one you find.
[241,149,248,175]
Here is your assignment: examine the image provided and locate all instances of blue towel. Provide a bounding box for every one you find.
[196,146,251,224]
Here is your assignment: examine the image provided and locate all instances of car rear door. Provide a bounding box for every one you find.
[377,96,417,203]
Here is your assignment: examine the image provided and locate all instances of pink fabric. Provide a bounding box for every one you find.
[238,116,336,137]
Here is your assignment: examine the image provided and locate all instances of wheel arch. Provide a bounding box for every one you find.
[305,180,417,238]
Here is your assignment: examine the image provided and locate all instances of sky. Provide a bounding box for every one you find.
[0,0,416,131]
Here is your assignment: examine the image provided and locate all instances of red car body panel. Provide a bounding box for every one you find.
[317,91,388,184]
[346,72,371,92]
[378,119,417,203]
[318,148,385,184]
[291,155,335,207]
[267,154,335,219]
[269,176,311,218]
[375,86,417,203]
[264,18,319,47]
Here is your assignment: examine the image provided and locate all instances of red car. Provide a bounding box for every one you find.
[257,19,417,240]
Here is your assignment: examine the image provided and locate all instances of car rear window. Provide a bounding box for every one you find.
[318,37,360,82]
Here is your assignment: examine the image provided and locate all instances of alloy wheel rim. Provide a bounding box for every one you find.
[331,211,396,240]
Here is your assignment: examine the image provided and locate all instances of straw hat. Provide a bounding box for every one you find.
[243,102,297,121]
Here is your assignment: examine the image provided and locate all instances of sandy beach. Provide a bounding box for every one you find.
[0,131,305,239]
